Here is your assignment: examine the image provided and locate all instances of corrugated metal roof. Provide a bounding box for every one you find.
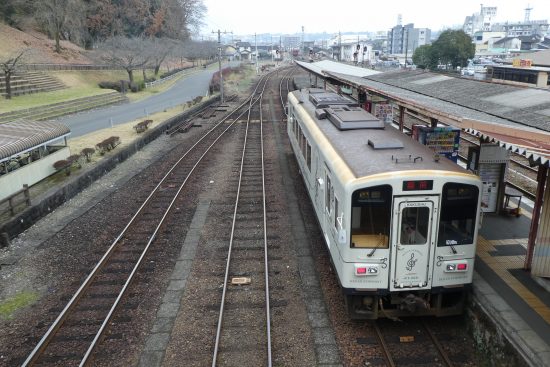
[465,128,550,167]
[326,71,524,127]
[324,71,550,168]
[0,119,70,162]
[296,60,380,78]
[357,69,550,132]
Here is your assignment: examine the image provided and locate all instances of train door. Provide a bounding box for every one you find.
[324,168,334,248]
[391,197,438,290]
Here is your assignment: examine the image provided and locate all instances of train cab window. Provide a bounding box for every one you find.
[400,207,429,245]
[438,183,479,247]
[350,185,392,249]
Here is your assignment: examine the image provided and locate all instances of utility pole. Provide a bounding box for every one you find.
[301,26,304,57]
[404,29,408,68]
[271,35,274,63]
[338,31,341,62]
[255,33,259,74]
[212,29,232,103]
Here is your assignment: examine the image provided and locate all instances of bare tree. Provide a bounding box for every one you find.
[36,0,84,53]
[198,41,218,63]
[181,40,201,67]
[146,38,178,76]
[1,49,28,99]
[163,0,206,40]
[98,36,149,83]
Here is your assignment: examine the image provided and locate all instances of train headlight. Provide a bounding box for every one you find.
[354,264,379,276]
[444,261,468,273]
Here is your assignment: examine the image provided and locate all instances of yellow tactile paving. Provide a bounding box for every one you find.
[477,235,550,325]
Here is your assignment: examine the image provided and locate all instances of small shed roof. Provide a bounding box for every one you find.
[0,119,70,163]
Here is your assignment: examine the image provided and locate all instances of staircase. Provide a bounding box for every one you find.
[0,71,66,97]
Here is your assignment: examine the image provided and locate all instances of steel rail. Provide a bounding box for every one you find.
[260,77,273,367]
[422,321,454,367]
[373,321,396,367]
[80,101,260,366]
[279,67,295,115]
[22,93,260,367]
[212,72,272,367]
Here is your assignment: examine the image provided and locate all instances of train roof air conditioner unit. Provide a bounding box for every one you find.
[326,106,385,130]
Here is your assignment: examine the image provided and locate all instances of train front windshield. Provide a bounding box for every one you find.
[350,185,392,249]
[438,183,480,247]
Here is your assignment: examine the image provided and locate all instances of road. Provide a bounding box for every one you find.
[56,66,219,138]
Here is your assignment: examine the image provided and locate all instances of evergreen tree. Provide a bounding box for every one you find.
[430,29,474,69]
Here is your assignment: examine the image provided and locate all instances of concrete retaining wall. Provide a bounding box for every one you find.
[0,96,220,245]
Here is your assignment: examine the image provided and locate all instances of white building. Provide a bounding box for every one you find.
[463,5,498,36]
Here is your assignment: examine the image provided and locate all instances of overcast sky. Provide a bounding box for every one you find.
[200,0,550,37]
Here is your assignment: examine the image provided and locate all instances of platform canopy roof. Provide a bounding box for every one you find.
[295,60,380,78]
[321,69,550,168]
[0,119,70,163]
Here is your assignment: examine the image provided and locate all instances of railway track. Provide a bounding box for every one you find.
[373,318,459,366]
[212,73,273,366]
[279,66,296,116]
[21,86,267,367]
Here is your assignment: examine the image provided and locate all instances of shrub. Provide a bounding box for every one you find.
[134,119,153,133]
[53,160,71,175]
[98,80,132,93]
[67,154,82,169]
[96,136,121,154]
[81,147,95,162]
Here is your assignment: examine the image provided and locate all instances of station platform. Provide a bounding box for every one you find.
[473,200,550,367]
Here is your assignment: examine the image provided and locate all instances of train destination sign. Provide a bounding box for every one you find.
[402,180,434,191]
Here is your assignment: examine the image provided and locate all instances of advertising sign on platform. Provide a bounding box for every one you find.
[413,126,461,163]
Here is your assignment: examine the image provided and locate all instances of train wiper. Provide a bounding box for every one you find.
[446,241,458,254]
[367,246,377,257]
[367,234,386,257]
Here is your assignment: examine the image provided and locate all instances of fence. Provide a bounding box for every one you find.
[22,64,117,71]
[145,67,193,89]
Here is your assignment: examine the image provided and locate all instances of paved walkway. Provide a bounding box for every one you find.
[474,206,550,367]
[55,63,235,138]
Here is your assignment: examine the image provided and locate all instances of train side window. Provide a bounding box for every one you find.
[438,183,479,247]
[301,132,306,157]
[325,176,332,214]
[289,115,293,132]
[306,142,312,170]
[350,185,392,249]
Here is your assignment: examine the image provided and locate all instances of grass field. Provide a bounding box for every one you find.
[0,67,205,112]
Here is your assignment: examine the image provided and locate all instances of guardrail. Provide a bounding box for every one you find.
[145,68,192,89]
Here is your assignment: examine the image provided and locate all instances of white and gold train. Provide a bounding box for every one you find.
[287,89,482,319]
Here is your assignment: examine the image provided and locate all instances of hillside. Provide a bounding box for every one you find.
[0,23,94,64]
